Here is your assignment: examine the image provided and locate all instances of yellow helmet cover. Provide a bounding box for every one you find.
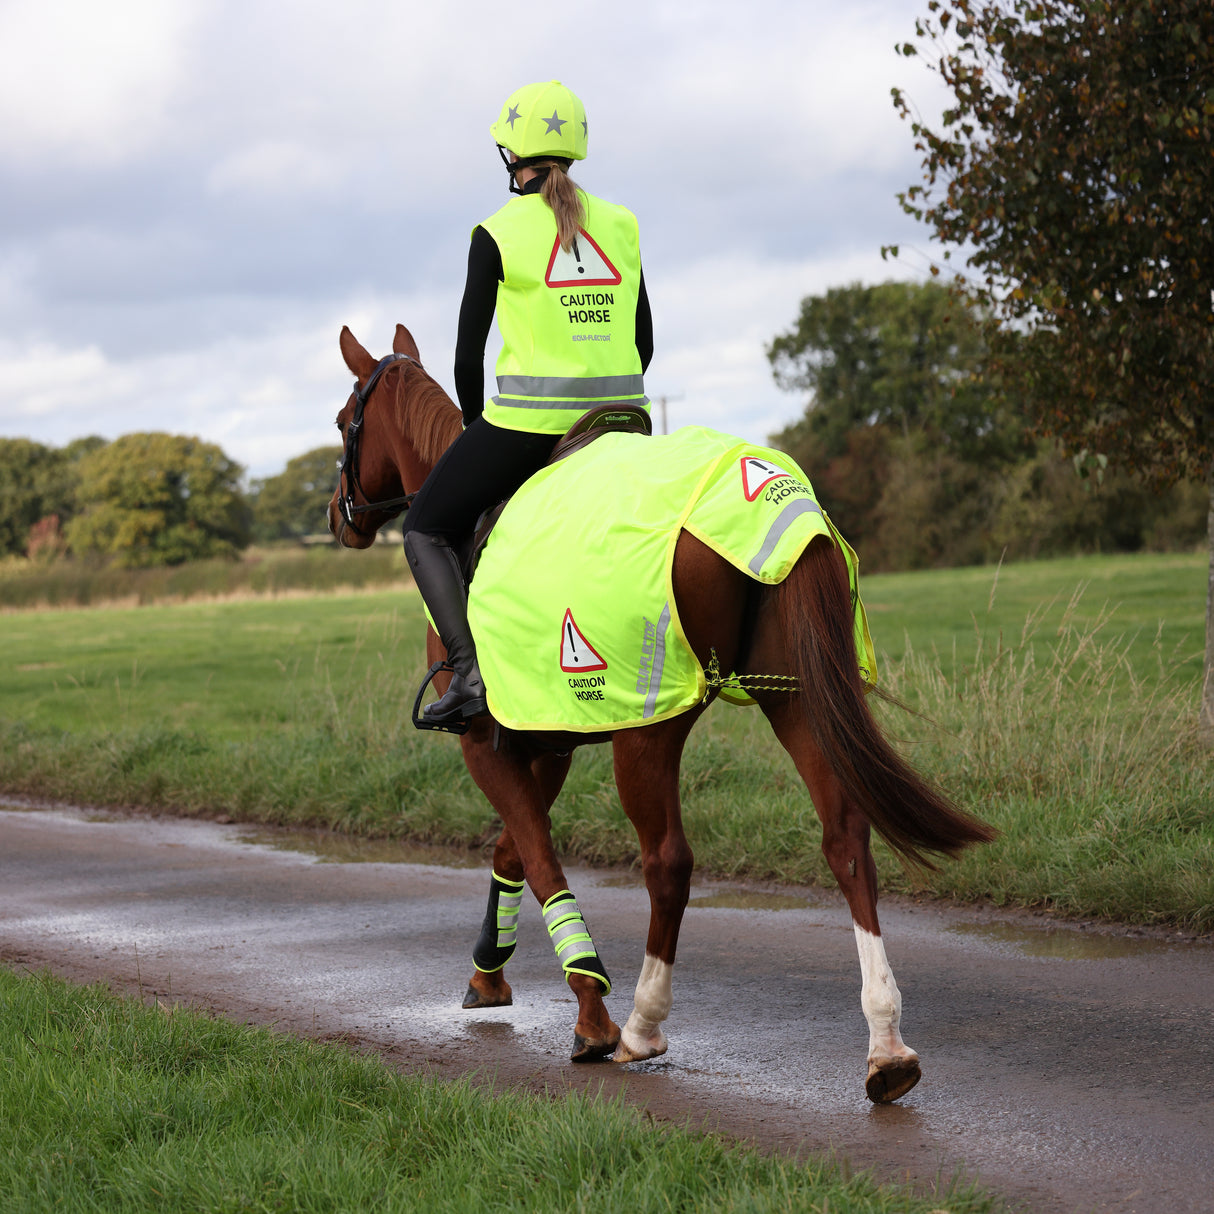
[491,80,588,161]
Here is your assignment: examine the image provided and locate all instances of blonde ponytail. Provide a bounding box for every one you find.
[538,160,586,251]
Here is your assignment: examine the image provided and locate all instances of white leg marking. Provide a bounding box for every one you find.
[614,953,672,1062]
[853,925,915,1061]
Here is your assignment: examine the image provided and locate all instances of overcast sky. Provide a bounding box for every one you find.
[0,0,949,479]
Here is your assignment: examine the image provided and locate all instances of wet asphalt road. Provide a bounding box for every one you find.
[1,803,1211,1213]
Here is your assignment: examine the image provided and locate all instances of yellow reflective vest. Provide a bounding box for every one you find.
[478,190,647,434]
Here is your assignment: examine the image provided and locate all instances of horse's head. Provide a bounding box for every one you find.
[328,324,462,548]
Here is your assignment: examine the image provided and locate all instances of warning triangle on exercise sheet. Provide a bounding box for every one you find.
[559,608,608,673]
[545,230,622,288]
[740,456,794,501]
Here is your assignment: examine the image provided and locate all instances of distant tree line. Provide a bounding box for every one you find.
[767,281,1207,572]
[0,434,342,566]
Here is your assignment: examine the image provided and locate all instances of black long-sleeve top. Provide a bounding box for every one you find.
[453,180,654,425]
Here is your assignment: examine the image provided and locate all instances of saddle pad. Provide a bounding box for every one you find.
[466,425,876,733]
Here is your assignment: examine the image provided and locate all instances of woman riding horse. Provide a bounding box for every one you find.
[403,79,654,727]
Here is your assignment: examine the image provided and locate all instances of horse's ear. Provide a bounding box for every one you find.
[393,324,422,363]
[339,326,377,380]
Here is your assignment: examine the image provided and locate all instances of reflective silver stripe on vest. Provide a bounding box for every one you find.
[642,602,672,720]
[497,373,646,400]
[747,499,824,576]
[491,395,650,412]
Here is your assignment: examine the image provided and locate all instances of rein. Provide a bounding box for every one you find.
[338,353,417,531]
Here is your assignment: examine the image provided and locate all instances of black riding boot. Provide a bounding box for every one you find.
[403,531,488,724]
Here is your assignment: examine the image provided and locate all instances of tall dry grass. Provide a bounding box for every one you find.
[0,544,409,610]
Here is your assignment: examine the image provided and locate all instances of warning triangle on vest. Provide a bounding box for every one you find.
[545,230,622,288]
[740,456,794,501]
[559,608,608,672]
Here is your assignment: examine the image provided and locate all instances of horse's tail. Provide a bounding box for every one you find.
[777,536,996,869]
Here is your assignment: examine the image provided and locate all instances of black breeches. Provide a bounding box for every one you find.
[401,417,558,543]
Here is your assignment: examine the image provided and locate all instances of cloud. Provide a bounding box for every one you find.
[0,284,464,477]
[205,142,348,205]
[0,0,949,476]
[0,0,199,164]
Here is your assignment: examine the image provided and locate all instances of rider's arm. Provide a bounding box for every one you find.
[454,225,503,426]
[635,265,653,373]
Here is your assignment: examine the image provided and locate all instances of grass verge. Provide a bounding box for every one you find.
[0,966,995,1213]
[2,553,1211,932]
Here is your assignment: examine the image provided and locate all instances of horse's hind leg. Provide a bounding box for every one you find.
[610,710,701,1063]
[758,693,921,1103]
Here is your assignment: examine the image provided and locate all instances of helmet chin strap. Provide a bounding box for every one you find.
[496,144,553,195]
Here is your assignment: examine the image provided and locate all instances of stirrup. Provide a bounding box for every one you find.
[411,661,472,735]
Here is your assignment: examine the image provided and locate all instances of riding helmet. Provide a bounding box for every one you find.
[491,80,588,162]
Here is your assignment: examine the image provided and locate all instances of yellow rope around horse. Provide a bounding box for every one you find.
[701,648,799,703]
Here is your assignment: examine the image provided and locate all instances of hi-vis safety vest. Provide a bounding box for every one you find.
[478,190,647,434]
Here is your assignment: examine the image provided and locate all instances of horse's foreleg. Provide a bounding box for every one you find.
[462,748,572,1010]
[462,826,524,1009]
[760,696,921,1103]
[610,714,699,1063]
[459,726,616,1060]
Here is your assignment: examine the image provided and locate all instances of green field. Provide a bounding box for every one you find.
[2,551,1212,930]
[0,967,995,1213]
[863,550,1208,681]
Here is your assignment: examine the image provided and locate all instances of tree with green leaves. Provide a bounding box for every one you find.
[249,446,342,542]
[0,437,105,558]
[67,433,250,567]
[768,279,1024,462]
[891,0,1214,727]
[767,280,1027,562]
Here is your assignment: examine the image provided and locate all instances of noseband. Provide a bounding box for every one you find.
[338,353,417,533]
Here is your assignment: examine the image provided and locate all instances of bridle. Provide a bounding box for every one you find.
[337,352,416,534]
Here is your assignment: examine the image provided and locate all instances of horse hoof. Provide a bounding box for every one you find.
[571,1029,620,1063]
[865,1055,921,1104]
[612,1027,668,1064]
[462,984,512,1010]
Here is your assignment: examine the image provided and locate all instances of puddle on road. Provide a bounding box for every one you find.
[0,798,58,814]
[591,873,817,911]
[234,828,482,868]
[948,920,1187,960]
[596,872,820,911]
[688,890,812,912]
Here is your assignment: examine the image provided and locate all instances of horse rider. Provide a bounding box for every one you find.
[403,80,654,727]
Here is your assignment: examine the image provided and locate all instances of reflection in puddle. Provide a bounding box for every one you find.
[596,873,646,889]
[235,828,482,868]
[688,890,812,912]
[949,920,1183,960]
[461,1020,520,1047]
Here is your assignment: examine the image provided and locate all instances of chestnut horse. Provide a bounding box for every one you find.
[328,324,994,1103]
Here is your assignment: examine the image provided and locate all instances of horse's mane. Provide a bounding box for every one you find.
[392,362,464,466]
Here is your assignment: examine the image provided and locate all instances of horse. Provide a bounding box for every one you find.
[327,323,995,1103]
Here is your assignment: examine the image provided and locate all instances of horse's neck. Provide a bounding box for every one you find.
[393,370,463,491]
